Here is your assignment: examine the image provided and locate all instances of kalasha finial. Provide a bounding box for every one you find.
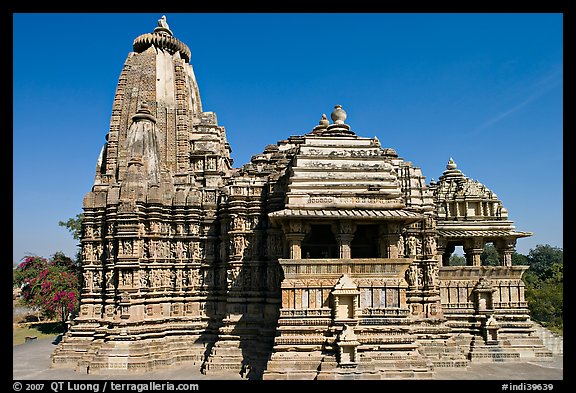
[158,15,169,29]
[447,157,457,170]
[323,105,354,136]
[331,105,347,124]
[311,114,329,134]
[138,102,151,114]
[132,102,157,123]
[154,15,173,36]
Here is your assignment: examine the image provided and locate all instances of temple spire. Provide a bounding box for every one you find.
[133,15,191,62]
[125,103,161,186]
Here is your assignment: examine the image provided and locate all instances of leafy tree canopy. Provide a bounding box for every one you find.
[449,254,466,266]
[527,244,563,279]
[512,252,529,266]
[58,213,84,241]
[480,243,500,266]
[522,244,563,333]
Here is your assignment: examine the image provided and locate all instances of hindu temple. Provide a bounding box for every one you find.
[50,16,553,379]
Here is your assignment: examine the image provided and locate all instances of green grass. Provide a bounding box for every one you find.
[546,325,563,336]
[13,322,64,346]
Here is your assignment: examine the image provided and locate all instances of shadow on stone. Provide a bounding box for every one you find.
[52,334,64,345]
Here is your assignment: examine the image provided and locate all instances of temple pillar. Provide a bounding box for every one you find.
[337,221,356,259]
[464,238,484,266]
[337,234,354,259]
[436,238,448,266]
[384,223,403,258]
[496,238,516,266]
[285,219,306,259]
[286,233,305,259]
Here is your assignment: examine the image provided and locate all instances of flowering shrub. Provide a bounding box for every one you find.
[14,254,80,330]
[13,256,48,285]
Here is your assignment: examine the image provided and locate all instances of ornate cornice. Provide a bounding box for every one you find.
[133,32,191,63]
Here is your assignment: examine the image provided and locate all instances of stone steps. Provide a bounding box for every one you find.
[499,334,554,360]
[202,338,275,379]
[417,339,470,368]
[468,336,520,363]
[531,323,563,355]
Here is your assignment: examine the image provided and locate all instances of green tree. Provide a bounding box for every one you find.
[480,243,499,266]
[522,244,563,334]
[449,254,466,266]
[58,213,84,262]
[13,254,81,331]
[512,252,529,266]
[527,244,563,279]
[58,213,84,240]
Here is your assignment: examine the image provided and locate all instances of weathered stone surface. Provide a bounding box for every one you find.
[51,17,553,379]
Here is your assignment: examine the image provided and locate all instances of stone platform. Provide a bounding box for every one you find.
[14,335,563,381]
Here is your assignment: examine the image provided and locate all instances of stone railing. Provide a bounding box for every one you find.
[279,258,412,279]
[439,265,528,280]
[438,266,531,323]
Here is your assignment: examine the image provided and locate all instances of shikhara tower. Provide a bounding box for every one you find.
[51,17,553,379]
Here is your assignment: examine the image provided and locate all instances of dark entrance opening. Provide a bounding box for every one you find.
[302,225,338,258]
[351,225,379,258]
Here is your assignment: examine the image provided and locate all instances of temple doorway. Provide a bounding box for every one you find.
[302,225,338,258]
[351,225,379,258]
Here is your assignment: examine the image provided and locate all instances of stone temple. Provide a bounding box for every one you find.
[51,17,553,379]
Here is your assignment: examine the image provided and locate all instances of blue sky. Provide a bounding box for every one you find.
[12,13,563,265]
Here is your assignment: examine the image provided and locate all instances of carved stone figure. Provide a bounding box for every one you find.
[151,221,160,234]
[93,271,102,289]
[140,270,149,287]
[151,269,162,288]
[82,244,92,262]
[83,271,93,290]
[105,271,115,289]
[407,236,417,256]
[397,236,405,257]
[425,264,438,288]
[106,241,114,258]
[424,236,436,256]
[407,265,419,288]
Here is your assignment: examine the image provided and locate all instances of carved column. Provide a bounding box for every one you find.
[286,233,305,259]
[337,220,356,259]
[286,220,305,259]
[384,223,402,258]
[464,238,484,266]
[337,234,354,259]
[436,238,448,266]
[497,237,516,266]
